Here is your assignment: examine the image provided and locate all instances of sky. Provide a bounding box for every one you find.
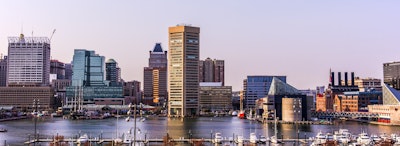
[0,1,400,91]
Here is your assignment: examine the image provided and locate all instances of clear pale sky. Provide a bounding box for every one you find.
[1,1,400,91]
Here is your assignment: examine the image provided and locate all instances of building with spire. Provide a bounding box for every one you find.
[143,43,167,106]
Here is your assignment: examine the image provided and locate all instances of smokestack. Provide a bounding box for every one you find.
[338,72,342,86]
[351,72,355,86]
[331,72,335,86]
[345,72,348,86]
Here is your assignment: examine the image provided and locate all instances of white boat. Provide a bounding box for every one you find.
[231,111,238,116]
[391,134,400,144]
[259,135,268,143]
[380,133,389,141]
[77,134,88,144]
[334,129,351,144]
[270,135,279,144]
[311,131,326,146]
[113,137,123,144]
[249,132,258,144]
[122,132,133,144]
[357,132,372,145]
[370,134,382,143]
[236,135,244,143]
[213,132,222,144]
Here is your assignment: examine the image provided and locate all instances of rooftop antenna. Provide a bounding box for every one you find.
[50,29,56,42]
[21,23,23,35]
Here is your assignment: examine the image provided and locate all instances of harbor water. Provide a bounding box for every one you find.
[1,116,400,145]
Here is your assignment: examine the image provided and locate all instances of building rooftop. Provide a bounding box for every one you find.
[152,43,163,52]
[106,58,116,63]
[8,34,50,44]
[383,84,400,105]
[199,82,223,87]
[268,77,301,95]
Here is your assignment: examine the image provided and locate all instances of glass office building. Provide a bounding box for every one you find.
[244,75,286,108]
[71,49,107,87]
[66,49,122,102]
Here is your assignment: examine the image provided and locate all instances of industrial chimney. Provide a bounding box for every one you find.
[345,72,348,86]
[351,72,355,86]
[338,72,342,86]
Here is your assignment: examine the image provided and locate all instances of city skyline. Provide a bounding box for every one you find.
[1,1,400,91]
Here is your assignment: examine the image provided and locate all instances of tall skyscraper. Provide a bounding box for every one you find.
[199,58,225,85]
[168,25,200,117]
[7,34,51,86]
[144,43,167,105]
[71,49,106,87]
[106,58,121,86]
[0,55,7,87]
[384,62,400,90]
[66,49,123,104]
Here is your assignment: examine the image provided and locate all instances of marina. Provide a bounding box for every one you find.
[2,116,400,145]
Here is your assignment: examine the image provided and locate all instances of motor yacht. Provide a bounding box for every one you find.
[259,135,268,143]
[213,132,222,144]
[357,132,372,145]
[311,131,326,146]
[77,134,89,144]
[249,132,258,144]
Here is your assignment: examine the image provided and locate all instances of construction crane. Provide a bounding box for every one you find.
[50,29,56,42]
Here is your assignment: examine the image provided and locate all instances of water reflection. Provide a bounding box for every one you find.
[1,116,400,145]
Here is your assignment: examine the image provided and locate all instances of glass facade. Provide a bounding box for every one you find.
[66,86,123,100]
[67,49,122,102]
[383,84,400,105]
[71,49,106,87]
[245,76,286,108]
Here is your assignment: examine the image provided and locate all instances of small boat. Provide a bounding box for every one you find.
[334,131,350,144]
[238,111,245,119]
[270,135,279,144]
[0,128,7,132]
[231,111,238,116]
[370,134,382,143]
[123,132,133,144]
[357,132,372,145]
[77,134,88,144]
[249,132,258,144]
[213,132,222,144]
[259,135,268,143]
[311,131,326,146]
[236,135,244,143]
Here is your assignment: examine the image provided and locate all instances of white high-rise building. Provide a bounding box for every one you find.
[7,34,51,86]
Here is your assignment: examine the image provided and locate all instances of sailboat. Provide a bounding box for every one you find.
[270,109,281,144]
[114,111,123,144]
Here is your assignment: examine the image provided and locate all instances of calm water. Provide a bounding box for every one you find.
[1,116,400,145]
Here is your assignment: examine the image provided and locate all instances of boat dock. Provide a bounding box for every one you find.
[25,137,312,145]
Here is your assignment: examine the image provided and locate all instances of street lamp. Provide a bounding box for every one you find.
[32,99,40,146]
